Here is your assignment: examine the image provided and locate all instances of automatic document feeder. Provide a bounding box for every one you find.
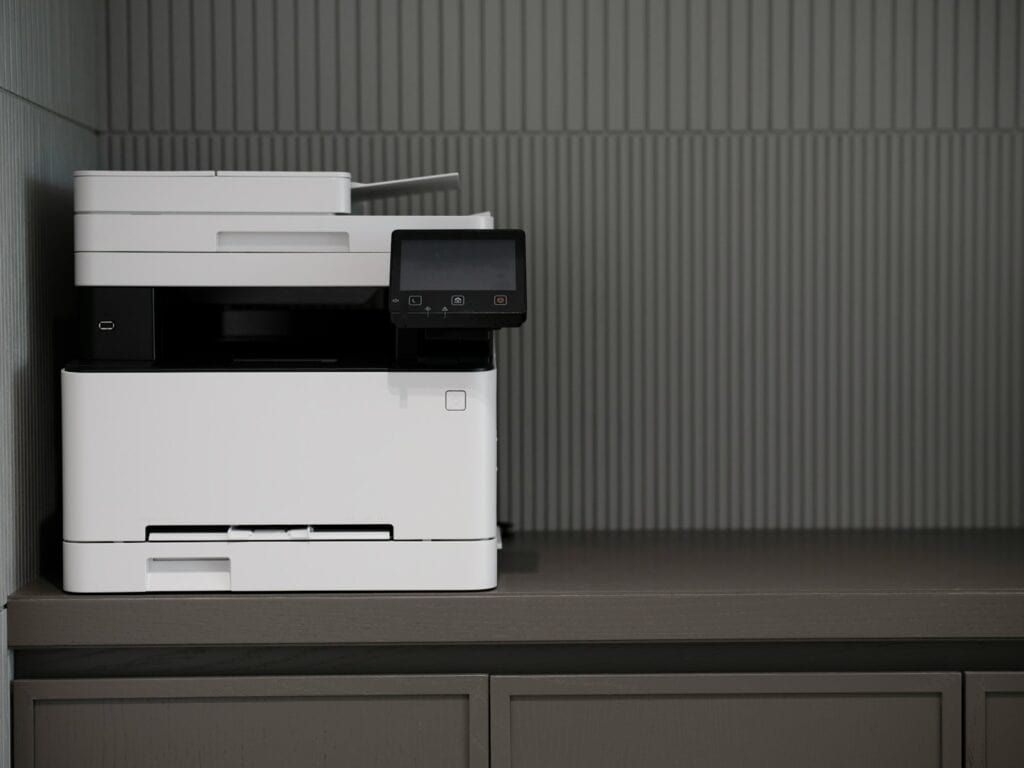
[63,171,526,592]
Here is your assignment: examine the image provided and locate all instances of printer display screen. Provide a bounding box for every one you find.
[399,238,517,291]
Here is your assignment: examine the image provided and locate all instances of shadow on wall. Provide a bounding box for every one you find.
[13,179,75,587]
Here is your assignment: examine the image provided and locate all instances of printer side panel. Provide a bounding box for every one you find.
[62,369,497,544]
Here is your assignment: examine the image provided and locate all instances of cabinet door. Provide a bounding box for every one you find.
[14,675,487,768]
[492,673,960,768]
[966,672,1024,768]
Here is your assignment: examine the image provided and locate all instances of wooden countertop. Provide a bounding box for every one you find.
[7,531,1024,648]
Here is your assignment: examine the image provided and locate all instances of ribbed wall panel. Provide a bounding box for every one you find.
[102,132,1024,530]
[99,0,1024,530]
[0,94,96,600]
[0,0,105,129]
[102,0,1023,134]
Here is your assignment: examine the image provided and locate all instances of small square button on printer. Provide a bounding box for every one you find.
[445,390,467,411]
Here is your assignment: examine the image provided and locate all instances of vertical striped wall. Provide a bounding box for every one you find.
[0,0,106,129]
[101,0,1023,133]
[0,90,96,601]
[102,0,1024,531]
[1,2,102,763]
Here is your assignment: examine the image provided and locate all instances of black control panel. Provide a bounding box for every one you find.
[79,287,156,362]
[389,229,527,329]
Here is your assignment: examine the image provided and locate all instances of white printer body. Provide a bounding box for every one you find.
[63,171,526,593]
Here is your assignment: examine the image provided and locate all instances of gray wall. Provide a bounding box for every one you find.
[101,0,1024,532]
[1,1,103,763]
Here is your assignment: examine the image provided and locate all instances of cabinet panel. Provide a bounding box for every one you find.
[14,675,487,768]
[492,673,960,768]
[966,672,1024,768]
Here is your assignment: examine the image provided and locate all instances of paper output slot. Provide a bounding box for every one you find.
[147,526,230,541]
[147,524,393,542]
[309,525,393,541]
[147,558,231,591]
[217,231,350,252]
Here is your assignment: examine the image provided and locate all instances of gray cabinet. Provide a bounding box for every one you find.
[7,671,977,767]
[966,672,1024,768]
[491,673,961,768]
[14,675,488,768]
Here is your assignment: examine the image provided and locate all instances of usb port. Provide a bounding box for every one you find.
[97,320,115,331]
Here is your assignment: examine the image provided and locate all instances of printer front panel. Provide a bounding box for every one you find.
[74,285,495,372]
[62,368,497,544]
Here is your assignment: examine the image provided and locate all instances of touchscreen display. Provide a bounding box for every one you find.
[399,238,517,291]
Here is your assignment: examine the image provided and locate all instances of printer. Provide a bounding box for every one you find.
[62,170,526,592]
